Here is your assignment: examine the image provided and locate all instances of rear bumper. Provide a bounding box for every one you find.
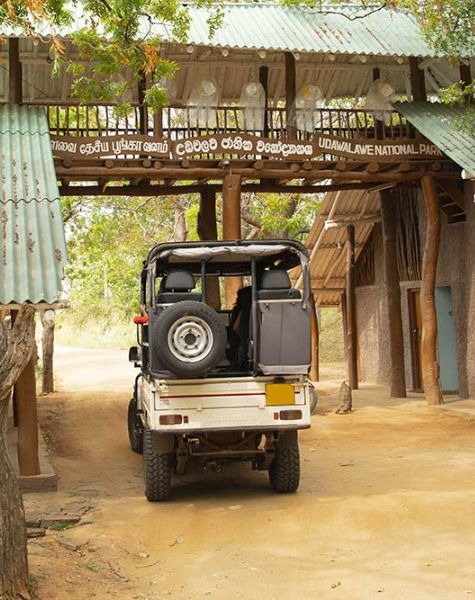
[140,375,312,433]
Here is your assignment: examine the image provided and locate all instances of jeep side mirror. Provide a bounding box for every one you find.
[129,346,140,364]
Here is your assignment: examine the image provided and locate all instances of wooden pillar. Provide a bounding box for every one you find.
[15,356,40,476]
[138,73,147,134]
[222,174,243,308]
[8,38,22,105]
[153,108,163,137]
[198,187,221,310]
[310,295,319,382]
[346,225,358,389]
[380,190,407,398]
[285,52,297,140]
[460,62,472,90]
[41,310,55,394]
[420,176,443,405]
[259,65,269,137]
[373,68,384,140]
[409,57,427,102]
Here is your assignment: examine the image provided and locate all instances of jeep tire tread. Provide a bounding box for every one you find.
[269,432,300,493]
[127,398,144,454]
[143,429,173,502]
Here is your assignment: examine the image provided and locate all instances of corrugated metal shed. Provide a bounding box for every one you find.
[0,105,67,305]
[396,102,475,176]
[185,3,452,58]
[302,189,380,307]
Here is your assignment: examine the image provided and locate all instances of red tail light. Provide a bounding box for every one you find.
[159,414,182,425]
[279,410,302,421]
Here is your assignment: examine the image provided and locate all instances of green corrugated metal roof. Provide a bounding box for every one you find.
[3,3,473,58]
[184,3,459,58]
[395,102,475,176]
[0,105,67,305]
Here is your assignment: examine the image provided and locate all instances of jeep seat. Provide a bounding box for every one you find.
[156,270,201,304]
[257,269,301,301]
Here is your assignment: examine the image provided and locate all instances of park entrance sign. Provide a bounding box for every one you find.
[50,132,443,162]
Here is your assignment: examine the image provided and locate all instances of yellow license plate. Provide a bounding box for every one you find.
[265,383,295,406]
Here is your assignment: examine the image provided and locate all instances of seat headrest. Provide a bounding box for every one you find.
[259,270,291,290]
[163,270,195,291]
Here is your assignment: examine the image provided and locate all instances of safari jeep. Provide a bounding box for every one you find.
[128,239,316,501]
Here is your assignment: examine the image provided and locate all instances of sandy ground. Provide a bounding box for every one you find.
[24,347,475,599]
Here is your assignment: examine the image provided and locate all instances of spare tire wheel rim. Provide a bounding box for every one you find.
[167,315,214,363]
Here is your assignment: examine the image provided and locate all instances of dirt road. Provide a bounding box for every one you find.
[27,347,475,599]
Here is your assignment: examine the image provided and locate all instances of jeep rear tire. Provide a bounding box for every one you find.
[269,431,300,493]
[152,301,226,378]
[143,429,173,502]
[127,398,143,454]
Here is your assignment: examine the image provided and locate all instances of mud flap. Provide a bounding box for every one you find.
[150,433,176,454]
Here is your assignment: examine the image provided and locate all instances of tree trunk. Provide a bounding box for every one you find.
[420,176,443,405]
[41,310,55,394]
[0,306,36,600]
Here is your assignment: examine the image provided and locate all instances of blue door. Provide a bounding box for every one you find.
[435,287,459,393]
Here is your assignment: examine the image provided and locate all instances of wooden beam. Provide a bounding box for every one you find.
[259,65,269,138]
[59,181,377,197]
[409,57,427,102]
[380,189,407,397]
[222,174,243,308]
[8,38,22,104]
[324,216,381,229]
[346,224,358,389]
[420,176,443,405]
[285,52,297,140]
[55,165,445,183]
[198,187,221,310]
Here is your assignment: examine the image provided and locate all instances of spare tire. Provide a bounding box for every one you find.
[152,301,226,378]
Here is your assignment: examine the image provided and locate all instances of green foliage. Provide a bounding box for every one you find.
[242,193,322,240]
[0,0,223,109]
[63,195,189,319]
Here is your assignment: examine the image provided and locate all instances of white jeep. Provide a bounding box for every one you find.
[128,240,316,501]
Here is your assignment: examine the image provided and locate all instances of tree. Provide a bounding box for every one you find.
[0,0,223,110]
[0,307,36,600]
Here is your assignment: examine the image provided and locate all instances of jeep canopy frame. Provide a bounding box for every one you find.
[139,239,312,378]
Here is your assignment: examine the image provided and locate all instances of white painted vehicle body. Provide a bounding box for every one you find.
[138,375,312,434]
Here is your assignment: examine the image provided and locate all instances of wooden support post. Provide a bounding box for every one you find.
[198,187,221,310]
[138,73,147,135]
[459,62,472,90]
[346,225,358,389]
[8,38,22,105]
[153,108,164,137]
[373,68,384,140]
[41,310,55,394]
[409,57,427,102]
[14,356,40,476]
[380,190,407,397]
[222,174,243,308]
[310,295,319,382]
[285,52,297,140]
[420,176,443,405]
[259,65,269,137]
